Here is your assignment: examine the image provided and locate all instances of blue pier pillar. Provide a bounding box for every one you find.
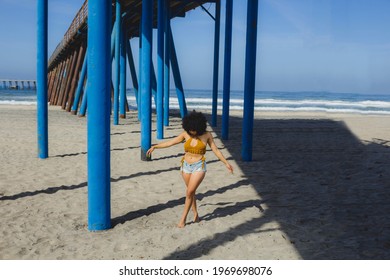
[120,23,127,119]
[113,0,121,125]
[211,0,221,127]
[126,40,139,106]
[111,21,117,60]
[151,62,158,109]
[37,0,48,159]
[138,23,143,121]
[157,0,165,139]
[79,86,88,116]
[87,0,112,231]
[242,0,259,162]
[222,0,233,140]
[164,0,171,126]
[71,54,87,115]
[169,27,187,118]
[140,0,153,161]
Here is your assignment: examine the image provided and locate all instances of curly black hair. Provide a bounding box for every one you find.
[182,110,207,136]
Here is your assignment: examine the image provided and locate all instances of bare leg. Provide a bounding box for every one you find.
[178,171,205,228]
[192,199,200,223]
[182,172,200,223]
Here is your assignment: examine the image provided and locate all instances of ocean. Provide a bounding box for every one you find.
[2,88,390,115]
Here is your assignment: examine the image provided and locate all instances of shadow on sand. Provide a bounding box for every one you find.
[163,113,390,259]
[4,111,389,259]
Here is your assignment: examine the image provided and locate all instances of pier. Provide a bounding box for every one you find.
[0,79,36,90]
[38,0,259,230]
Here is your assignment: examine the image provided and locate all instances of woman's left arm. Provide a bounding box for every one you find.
[207,132,234,173]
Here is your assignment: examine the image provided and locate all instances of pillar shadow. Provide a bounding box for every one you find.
[163,113,390,259]
[0,166,180,201]
[112,179,251,227]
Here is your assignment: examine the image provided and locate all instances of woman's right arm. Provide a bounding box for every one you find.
[147,132,186,156]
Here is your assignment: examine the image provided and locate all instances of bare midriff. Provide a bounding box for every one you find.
[184,152,204,164]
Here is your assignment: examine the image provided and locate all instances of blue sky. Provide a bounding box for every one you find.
[0,0,389,94]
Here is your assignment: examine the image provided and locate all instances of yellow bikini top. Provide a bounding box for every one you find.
[184,137,206,155]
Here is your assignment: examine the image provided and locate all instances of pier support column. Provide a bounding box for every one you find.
[126,39,139,105]
[242,0,259,162]
[140,0,153,161]
[120,23,127,119]
[211,0,221,127]
[157,0,165,139]
[71,53,87,115]
[37,0,48,159]
[79,85,88,116]
[87,0,112,231]
[222,0,233,140]
[151,62,158,109]
[66,44,86,112]
[169,27,187,118]
[113,0,121,125]
[164,0,171,126]
[138,23,143,121]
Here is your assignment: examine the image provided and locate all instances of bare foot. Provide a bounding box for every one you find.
[193,214,200,223]
[177,221,186,228]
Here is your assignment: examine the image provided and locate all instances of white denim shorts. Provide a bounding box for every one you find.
[180,158,207,173]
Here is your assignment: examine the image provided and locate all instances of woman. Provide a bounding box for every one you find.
[147,111,233,228]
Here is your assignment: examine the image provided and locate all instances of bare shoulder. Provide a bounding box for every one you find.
[178,131,188,140]
[206,131,213,138]
[168,131,186,144]
[181,131,190,140]
[204,131,215,143]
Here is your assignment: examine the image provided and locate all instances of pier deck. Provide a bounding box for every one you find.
[49,0,215,69]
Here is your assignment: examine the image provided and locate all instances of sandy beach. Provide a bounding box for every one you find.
[1,104,390,260]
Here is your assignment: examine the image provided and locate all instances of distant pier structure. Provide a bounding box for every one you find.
[0,79,36,90]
